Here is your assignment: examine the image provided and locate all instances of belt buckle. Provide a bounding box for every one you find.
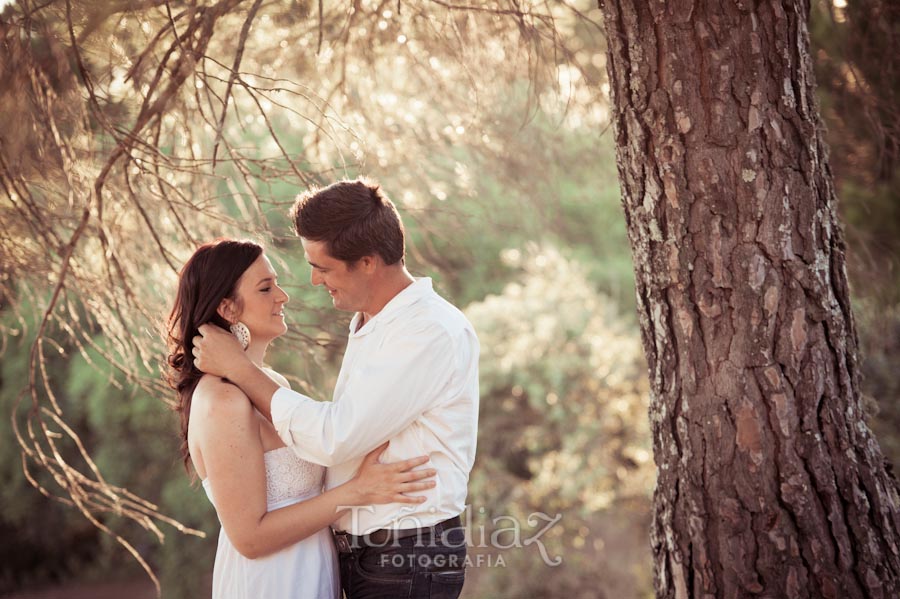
[334,532,353,554]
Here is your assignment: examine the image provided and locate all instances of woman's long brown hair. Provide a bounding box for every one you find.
[166,239,263,475]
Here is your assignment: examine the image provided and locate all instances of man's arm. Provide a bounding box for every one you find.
[271,322,468,466]
[192,324,281,419]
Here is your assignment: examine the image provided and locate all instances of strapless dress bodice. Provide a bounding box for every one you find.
[202,446,325,510]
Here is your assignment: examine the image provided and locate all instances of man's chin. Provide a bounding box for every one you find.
[331,300,356,312]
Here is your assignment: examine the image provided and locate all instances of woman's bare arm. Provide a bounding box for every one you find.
[195,379,433,560]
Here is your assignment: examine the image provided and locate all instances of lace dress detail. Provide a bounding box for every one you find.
[264,446,325,507]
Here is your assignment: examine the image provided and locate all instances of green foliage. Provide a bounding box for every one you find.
[0,304,218,597]
[396,91,633,313]
[464,245,653,598]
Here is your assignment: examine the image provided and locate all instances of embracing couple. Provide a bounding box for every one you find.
[166,179,479,598]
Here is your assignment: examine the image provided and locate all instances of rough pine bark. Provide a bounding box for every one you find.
[596,1,900,597]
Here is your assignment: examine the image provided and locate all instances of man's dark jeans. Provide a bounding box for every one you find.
[338,522,466,599]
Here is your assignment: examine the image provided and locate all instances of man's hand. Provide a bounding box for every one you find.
[192,324,249,378]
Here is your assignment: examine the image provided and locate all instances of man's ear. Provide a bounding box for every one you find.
[359,255,379,274]
[217,298,237,323]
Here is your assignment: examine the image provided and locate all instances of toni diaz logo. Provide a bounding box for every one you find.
[335,505,564,567]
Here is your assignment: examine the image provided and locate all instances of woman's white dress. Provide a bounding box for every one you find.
[202,447,339,599]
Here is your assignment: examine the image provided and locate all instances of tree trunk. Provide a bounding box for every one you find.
[596,1,900,597]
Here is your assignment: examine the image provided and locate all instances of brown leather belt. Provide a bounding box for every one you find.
[333,515,462,553]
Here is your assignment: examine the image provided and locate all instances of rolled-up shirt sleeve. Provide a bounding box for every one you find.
[270,322,457,466]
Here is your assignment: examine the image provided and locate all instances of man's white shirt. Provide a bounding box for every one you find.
[269,278,479,534]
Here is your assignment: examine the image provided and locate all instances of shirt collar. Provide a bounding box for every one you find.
[348,277,433,336]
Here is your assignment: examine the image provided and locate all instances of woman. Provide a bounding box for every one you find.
[166,239,434,598]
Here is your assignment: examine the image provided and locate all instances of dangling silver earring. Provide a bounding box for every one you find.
[229,322,251,350]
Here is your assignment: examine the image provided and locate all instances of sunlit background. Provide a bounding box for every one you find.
[1,1,897,598]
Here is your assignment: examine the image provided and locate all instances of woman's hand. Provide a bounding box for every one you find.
[347,442,436,505]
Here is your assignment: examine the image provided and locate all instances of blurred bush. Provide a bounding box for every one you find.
[464,244,653,599]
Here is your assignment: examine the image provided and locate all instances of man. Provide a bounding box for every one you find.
[192,178,479,599]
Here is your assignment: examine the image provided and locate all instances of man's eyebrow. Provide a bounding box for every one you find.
[307,260,326,269]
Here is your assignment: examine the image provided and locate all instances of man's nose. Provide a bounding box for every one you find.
[311,270,323,286]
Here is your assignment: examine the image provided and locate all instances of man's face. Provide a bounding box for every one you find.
[301,238,371,313]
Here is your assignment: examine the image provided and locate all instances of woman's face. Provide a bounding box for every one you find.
[229,254,289,342]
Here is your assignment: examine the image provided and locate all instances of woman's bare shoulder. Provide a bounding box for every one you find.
[192,375,253,420]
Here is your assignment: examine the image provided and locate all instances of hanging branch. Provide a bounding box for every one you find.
[212,0,263,168]
[1,1,603,594]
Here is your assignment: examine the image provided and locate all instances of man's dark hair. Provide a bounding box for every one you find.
[290,178,405,265]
